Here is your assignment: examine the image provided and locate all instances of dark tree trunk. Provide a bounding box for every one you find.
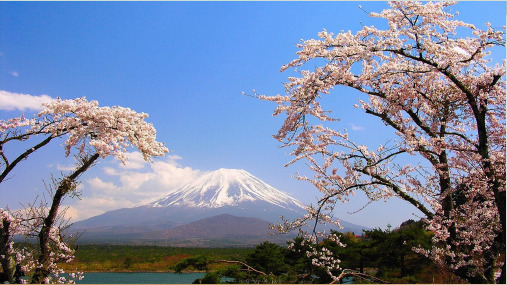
[0,219,15,284]
[30,153,100,283]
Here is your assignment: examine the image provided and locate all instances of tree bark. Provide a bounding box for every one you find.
[0,136,54,184]
[215,260,268,276]
[30,153,100,283]
[0,219,16,284]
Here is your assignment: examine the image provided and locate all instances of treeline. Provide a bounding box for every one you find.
[176,219,465,284]
[58,219,466,283]
[60,245,251,272]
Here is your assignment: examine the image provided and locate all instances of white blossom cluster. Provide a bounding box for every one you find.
[287,232,344,282]
[1,208,84,284]
[37,97,169,162]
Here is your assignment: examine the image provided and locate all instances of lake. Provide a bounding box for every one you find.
[73,272,353,284]
[76,272,205,284]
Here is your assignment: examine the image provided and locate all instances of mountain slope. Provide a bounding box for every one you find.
[144,168,304,212]
[75,169,306,229]
[72,168,370,245]
[76,214,290,247]
[161,214,272,238]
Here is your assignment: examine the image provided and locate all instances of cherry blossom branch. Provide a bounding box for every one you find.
[1,97,169,283]
[354,167,433,218]
[334,269,389,284]
[32,153,100,284]
[0,135,55,184]
[259,1,505,282]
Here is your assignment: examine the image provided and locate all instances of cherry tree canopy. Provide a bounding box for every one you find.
[1,97,168,283]
[1,97,168,182]
[260,1,505,283]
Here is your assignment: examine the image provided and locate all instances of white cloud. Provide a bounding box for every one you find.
[47,163,76,171]
[9,71,19,77]
[55,163,77,171]
[62,206,82,222]
[118,171,156,191]
[87,177,119,191]
[350,123,365,131]
[150,155,201,189]
[103,166,119,176]
[0,90,54,111]
[65,152,201,222]
[65,198,137,222]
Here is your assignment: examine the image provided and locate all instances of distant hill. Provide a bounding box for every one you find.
[160,214,272,239]
[72,168,370,246]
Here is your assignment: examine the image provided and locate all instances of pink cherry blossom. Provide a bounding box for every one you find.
[1,97,168,283]
[260,1,505,283]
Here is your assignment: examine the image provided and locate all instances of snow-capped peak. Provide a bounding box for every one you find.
[143,168,304,211]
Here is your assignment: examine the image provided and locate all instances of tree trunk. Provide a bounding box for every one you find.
[0,219,15,284]
[30,153,99,283]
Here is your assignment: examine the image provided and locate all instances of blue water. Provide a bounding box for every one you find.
[76,272,205,284]
[73,272,353,284]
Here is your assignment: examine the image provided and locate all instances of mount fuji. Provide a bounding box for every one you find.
[72,169,369,246]
[145,168,304,212]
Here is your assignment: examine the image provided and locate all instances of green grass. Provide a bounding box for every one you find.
[61,245,253,272]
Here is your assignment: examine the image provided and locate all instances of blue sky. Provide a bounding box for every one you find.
[0,1,505,229]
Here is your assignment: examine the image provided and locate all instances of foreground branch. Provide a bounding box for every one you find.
[334,269,390,284]
[31,153,100,284]
[215,260,268,276]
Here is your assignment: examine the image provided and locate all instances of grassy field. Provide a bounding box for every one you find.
[60,245,253,272]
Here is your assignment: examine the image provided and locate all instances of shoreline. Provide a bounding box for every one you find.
[67,270,205,274]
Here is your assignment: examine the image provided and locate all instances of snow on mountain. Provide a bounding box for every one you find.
[71,168,371,245]
[73,168,306,230]
[143,168,305,212]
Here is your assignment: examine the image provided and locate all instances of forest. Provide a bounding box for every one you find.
[53,219,472,284]
[172,219,467,284]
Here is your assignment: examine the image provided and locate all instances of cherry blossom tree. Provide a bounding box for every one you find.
[0,97,168,283]
[259,1,505,283]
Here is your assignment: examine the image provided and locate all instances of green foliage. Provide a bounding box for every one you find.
[61,245,252,272]
[62,221,441,283]
[367,220,433,279]
[123,257,132,269]
[173,256,210,273]
[213,265,243,282]
[285,237,333,283]
[245,241,288,275]
[72,244,250,262]
[323,220,434,283]
[198,220,436,284]
[193,271,222,284]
